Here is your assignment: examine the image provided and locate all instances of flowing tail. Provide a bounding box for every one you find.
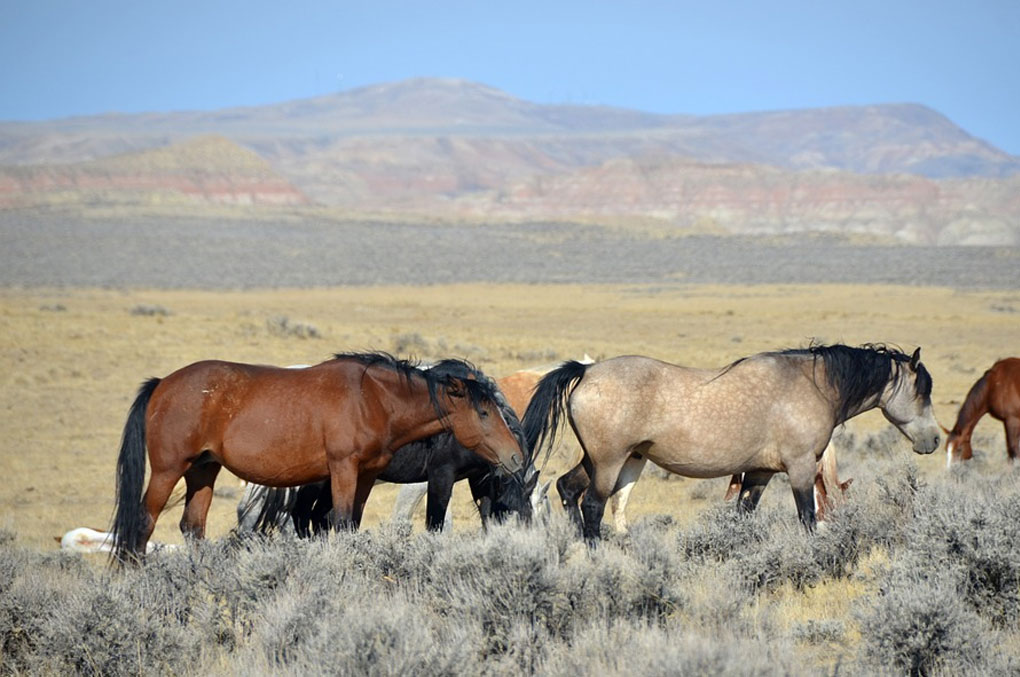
[110,378,160,563]
[521,360,590,467]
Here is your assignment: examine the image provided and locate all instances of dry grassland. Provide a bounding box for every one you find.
[1,282,1016,553]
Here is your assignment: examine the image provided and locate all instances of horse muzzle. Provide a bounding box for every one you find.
[912,434,940,455]
[501,451,525,474]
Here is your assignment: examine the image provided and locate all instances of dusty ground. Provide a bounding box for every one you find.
[1,282,1016,551]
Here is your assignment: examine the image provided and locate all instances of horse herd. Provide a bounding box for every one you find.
[95,348,1018,562]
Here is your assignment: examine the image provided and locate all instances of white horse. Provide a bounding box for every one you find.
[59,527,165,554]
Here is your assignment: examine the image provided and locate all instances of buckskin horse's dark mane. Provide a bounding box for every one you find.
[783,343,931,424]
[717,343,931,425]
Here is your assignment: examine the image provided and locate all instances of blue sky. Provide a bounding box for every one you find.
[2,1,1018,154]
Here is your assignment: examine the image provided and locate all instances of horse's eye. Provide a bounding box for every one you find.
[479,409,490,418]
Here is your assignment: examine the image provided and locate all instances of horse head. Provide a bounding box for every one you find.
[879,347,940,454]
[944,426,973,467]
[430,360,526,476]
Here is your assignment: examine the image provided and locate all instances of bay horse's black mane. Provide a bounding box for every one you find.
[781,343,931,424]
[331,352,509,422]
[720,343,931,424]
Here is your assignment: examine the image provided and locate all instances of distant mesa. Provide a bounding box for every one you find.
[0,78,1017,244]
[0,136,309,209]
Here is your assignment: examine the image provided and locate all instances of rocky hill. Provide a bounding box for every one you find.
[0,136,308,208]
[0,78,1017,243]
[459,155,1020,245]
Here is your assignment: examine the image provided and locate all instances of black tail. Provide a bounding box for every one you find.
[237,482,332,538]
[521,361,590,467]
[110,378,160,564]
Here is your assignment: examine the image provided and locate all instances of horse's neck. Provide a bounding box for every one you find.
[953,373,990,438]
[365,369,450,449]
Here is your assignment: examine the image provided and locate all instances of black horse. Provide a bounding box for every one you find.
[236,359,537,535]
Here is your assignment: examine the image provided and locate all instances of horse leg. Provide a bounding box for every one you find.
[736,471,774,513]
[392,482,428,525]
[556,462,589,533]
[327,458,359,531]
[179,461,222,540]
[351,473,378,529]
[788,464,818,531]
[609,454,646,533]
[1005,417,1020,465]
[723,473,743,501]
[580,452,631,543]
[292,483,330,537]
[139,467,184,553]
[425,468,456,531]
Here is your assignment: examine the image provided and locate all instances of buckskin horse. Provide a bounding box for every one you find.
[110,352,525,562]
[523,344,940,540]
[945,357,1020,467]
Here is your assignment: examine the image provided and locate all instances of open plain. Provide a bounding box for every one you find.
[1,214,1017,549]
[1,214,1019,674]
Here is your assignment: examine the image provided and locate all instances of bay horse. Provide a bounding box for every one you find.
[523,344,939,540]
[945,357,1020,466]
[237,362,568,534]
[235,360,539,534]
[110,352,525,562]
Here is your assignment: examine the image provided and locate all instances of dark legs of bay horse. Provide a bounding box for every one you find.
[139,467,183,550]
[328,458,360,530]
[1007,417,1020,464]
[180,461,222,539]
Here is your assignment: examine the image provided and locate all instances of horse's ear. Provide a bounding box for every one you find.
[445,378,466,398]
[909,347,921,370]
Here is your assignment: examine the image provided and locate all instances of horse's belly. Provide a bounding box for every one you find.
[643,438,783,479]
[216,421,331,486]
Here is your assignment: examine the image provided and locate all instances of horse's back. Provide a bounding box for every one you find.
[498,371,542,418]
[146,359,354,485]
[989,357,1020,417]
[568,353,831,477]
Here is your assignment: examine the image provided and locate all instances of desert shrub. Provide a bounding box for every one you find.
[792,618,846,644]
[427,522,565,656]
[34,571,200,676]
[857,569,991,677]
[391,331,430,355]
[679,503,767,563]
[266,315,320,339]
[0,544,80,673]
[129,303,171,316]
[241,585,482,677]
[902,478,1020,628]
[542,617,797,676]
[343,522,445,582]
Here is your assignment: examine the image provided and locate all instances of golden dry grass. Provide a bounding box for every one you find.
[1,282,1016,552]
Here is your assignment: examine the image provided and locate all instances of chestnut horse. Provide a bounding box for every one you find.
[524,345,940,540]
[945,357,1020,466]
[110,352,525,562]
